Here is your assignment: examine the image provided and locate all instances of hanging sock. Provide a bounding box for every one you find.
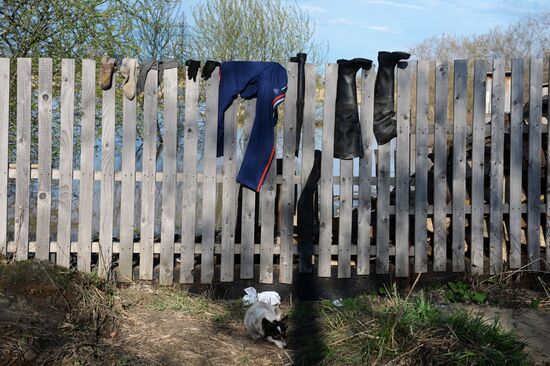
[136,58,179,95]
[373,51,411,145]
[99,55,117,90]
[334,58,373,159]
[120,58,138,100]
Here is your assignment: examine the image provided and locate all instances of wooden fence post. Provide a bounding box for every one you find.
[180,66,200,284]
[0,58,9,256]
[78,59,96,273]
[36,58,53,261]
[99,67,116,278]
[433,61,449,272]
[318,64,337,277]
[57,59,75,268]
[15,58,31,262]
[118,60,137,280]
[159,66,178,285]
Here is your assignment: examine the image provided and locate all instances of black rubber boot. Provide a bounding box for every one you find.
[334,58,373,159]
[373,51,411,145]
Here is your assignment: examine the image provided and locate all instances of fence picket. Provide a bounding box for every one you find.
[139,70,158,280]
[357,66,375,275]
[57,59,75,268]
[221,101,237,282]
[0,59,8,255]
[433,61,449,272]
[319,64,338,277]
[280,62,297,284]
[78,60,96,272]
[240,99,256,279]
[452,60,467,272]
[181,66,200,284]
[527,59,542,271]
[260,161,277,284]
[489,60,506,275]
[414,60,429,273]
[298,64,316,274]
[36,58,52,261]
[508,59,523,270]
[338,159,352,278]
[471,60,487,274]
[201,68,220,283]
[99,73,116,278]
[119,60,136,280]
[395,61,412,277]
[160,67,178,285]
[547,59,550,266]
[15,58,31,261]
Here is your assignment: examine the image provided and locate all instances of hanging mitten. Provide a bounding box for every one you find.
[201,60,221,80]
[185,59,201,82]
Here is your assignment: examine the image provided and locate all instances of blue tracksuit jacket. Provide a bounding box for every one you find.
[217,61,287,192]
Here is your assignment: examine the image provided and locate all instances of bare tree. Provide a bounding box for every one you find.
[409,12,550,60]
[188,0,326,63]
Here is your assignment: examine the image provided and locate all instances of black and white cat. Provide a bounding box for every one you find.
[244,301,287,349]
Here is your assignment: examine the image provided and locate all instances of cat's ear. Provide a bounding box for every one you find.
[262,318,273,329]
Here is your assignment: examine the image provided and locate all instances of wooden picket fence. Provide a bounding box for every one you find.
[0,57,548,285]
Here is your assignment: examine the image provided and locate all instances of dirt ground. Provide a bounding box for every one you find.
[1,260,550,365]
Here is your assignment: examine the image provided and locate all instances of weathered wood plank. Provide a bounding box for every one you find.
[160,67,178,285]
[546,58,550,266]
[452,60,467,272]
[357,66,375,275]
[139,70,158,280]
[280,62,297,284]
[433,61,449,272]
[0,59,8,255]
[36,58,53,261]
[509,59,523,270]
[527,58,542,271]
[98,74,116,278]
[118,60,136,281]
[259,160,277,284]
[470,59,487,274]
[414,60,429,273]
[376,147,390,274]
[221,101,238,282]
[201,68,220,283]
[14,58,31,261]
[395,61,412,277]
[298,63,316,274]
[240,99,256,279]
[338,159,353,278]
[489,59,505,275]
[319,63,338,277]
[300,64,317,189]
[57,59,75,268]
[78,60,96,272]
[180,66,200,284]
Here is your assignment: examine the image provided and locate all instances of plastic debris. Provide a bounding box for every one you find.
[242,287,281,307]
[332,298,343,307]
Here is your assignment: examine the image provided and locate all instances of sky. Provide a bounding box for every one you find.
[181,0,550,61]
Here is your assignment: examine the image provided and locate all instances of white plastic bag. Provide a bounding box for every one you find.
[242,288,281,307]
[257,291,281,306]
[242,287,257,306]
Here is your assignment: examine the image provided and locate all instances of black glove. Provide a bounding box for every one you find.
[185,59,200,82]
[201,60,221,80]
